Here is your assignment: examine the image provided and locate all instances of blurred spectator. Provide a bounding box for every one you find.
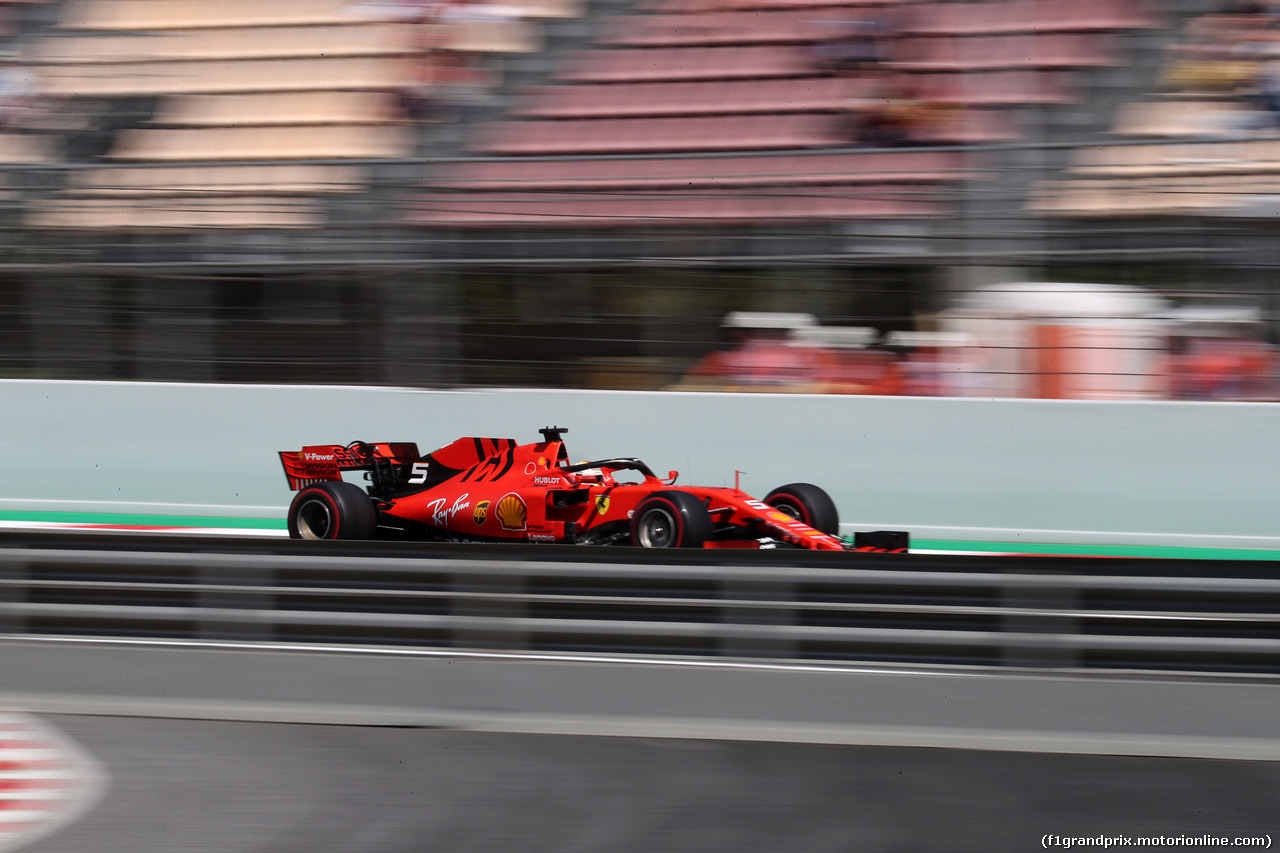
[1242,59,1280,126]
[813,346,903,395]
[680,315,978,396]
[844,71,921,148]
[399,41,499,122]
[1168,336,1278,400]
[711,337,821,389]
[855,101,917,148]
[682,312,823,391]
[0,52,38,129]
[794,325,899,394]
[898,348,958,396]
[426,50,500,124]
[884,332,983,397]
[812,14,889,75]
[400,46,442,120]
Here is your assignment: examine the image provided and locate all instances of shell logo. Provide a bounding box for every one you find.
[473,500,490,526]
[495,493,528,531]
[768,511,795,523]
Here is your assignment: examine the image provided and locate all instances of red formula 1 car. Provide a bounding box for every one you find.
[279,428,907,552]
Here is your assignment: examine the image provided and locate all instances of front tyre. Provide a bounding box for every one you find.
[764,483,839,534]
[288,480,378,540]
[630,490,713,548]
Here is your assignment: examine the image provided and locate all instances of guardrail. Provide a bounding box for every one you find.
[0,533,1277,674]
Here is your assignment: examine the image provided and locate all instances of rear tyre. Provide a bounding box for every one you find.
[288,480,378,540]
[630,490,713,548]
[764,483,839,534]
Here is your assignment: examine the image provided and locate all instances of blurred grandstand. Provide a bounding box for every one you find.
[0,0,1274,398]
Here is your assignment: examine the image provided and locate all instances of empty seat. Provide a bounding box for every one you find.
[60,0,358,30]
[1070,140,1280,177]
[111,124,414,160]
[411,185,942,227]
[892,33,1114,70]
[598,7,863,47]
[152,91,404,127]
[513,77,871,118]
[433,18,542,52]
[28,196,325,229]
[432,149,971,190]
[639,0,905,13]
[0,132,50,163]
[906,70,1075,105]
[472,113,848,155]
[1031,0,1159,32]
[36,55,419,96]
[1110,100,1255,137]
[1032,174,1249,216]
[63,164,365,196]
[1028,178,1115,215]
[33,23,413,63]
[555,45,816,82]
[902,0,1157,35]
[502,0,583,19]
[900,1,1014,35]
[907,107,1020,144]
[62,0,578,29]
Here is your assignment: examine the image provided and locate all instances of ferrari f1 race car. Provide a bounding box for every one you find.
[279,428,908,552]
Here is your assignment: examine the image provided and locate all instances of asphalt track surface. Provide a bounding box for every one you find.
[21,715,1280,853]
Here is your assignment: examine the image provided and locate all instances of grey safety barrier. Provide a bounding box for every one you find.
[0,534,1278,674]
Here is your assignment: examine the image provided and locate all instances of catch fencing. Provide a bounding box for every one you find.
[2,139,1279,391]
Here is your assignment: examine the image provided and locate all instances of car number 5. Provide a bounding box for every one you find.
[408,462,430,485]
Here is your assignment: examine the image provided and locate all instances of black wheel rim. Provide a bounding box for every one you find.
[637,506,677,548]
[296,498,334,539]
[772,500,805,522]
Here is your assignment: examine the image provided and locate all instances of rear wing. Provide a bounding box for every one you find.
[279,442,419,491]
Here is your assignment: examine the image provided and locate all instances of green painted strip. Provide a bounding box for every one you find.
[916,539,1280,561]
[0,510,286,530]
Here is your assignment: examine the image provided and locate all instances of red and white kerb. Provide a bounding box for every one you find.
[0,712,107,853]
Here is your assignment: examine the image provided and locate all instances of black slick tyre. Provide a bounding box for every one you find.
[630,490,713,548]
[288,480,378,540]
[764,483,839,534]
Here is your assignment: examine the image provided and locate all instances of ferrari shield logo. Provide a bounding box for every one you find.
[473,500,490,526]
[594,495,610,516]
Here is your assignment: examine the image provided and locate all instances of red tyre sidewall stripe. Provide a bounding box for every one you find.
[301,488,340,539]
[772,492,810,526]
[659,496,684,546]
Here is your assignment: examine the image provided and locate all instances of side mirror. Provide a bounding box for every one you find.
[665,470,679,484]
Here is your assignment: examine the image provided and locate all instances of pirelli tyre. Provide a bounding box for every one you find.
[288,480,378,540]
[630,490,713,549]
[764,482,840,535]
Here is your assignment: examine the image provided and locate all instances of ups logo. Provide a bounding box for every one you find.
[473,500,490,526]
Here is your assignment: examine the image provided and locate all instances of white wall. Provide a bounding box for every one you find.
[2,380,1277,548]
